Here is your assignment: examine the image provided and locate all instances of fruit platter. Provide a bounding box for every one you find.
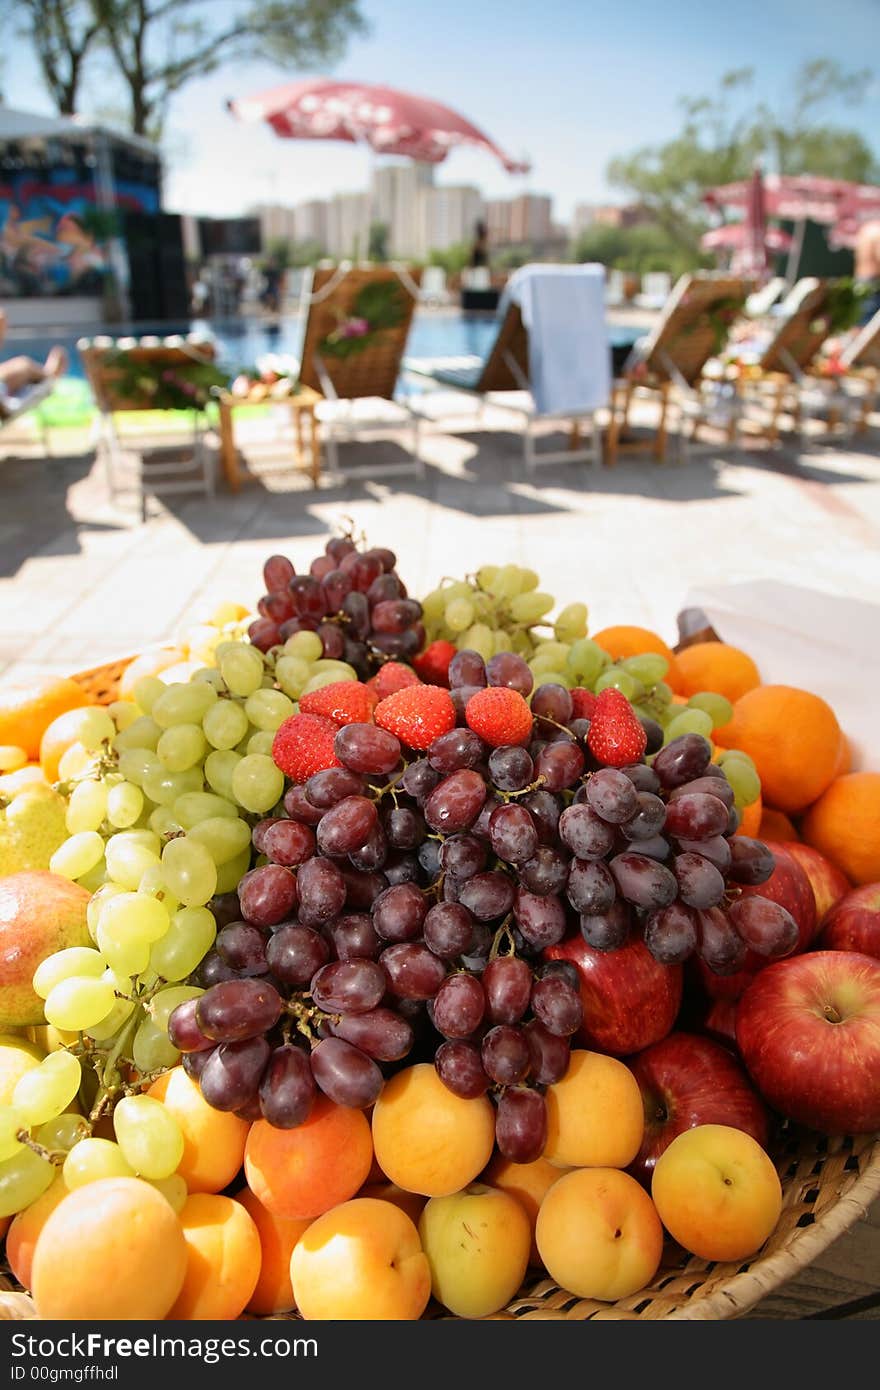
[0,536,878,1322]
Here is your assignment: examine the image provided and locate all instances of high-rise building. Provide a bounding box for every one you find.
[372,162,434,258]
[509,194,553,245]
[293,200,329,249]
[252,203,298,245]
[485,199,513,247]
[325,192,372,259]
[417,186,484,258]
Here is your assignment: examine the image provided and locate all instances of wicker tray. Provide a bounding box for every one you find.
[1,654,877,1322]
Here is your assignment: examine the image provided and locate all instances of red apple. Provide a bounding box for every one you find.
[700,997,739,1051]
[779,841,850,926]
[626,1032,769,1186]
[695,842,817,1002]
[817,884,880,959]
[736,950,880,1134]
[544,933,682,1057]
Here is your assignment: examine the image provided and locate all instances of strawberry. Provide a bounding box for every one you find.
[571,688,598,720]
[367,662,422,702]
[465,687,533,748]
[374,685,456,751]
[586,689,647,767]
[413,639,457,688]
[299,680,376,727]
[272,712,341,782]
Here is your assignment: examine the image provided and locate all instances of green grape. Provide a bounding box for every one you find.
[131,1018,181,1076]
[150,985,204,1030]
[136,863,179,914]
[214,845,252,896]
[518,568,540,594]
[274,656,312,700]
[665,708,715,742]
[204,751,241,801]
[149,804,183,838]
[461,623,495,661]
[651,681,674,707]
[554,603,589,644]
[721,756,762,807]
[474,566,498,594]
[218,645,265,699]
[142,764,204,808]
[187,816,251,865]
[0,1106,23,1162]
[445,597,475,633]
[621,653,670,686]
[487,565,524,600]
[96,919,151,977]
[148,1172,188,1212]
[76,707,117,752]
[116,747,161,788]
[531,655,570,682]
[0,1146,54,1216]
[35,1113,90,1155]
[232,754,284,815]
[149,906,216,981]
[594,668,642,701]
[63,1137,135,1190]
[105,830,162,889]
[244,689,295,732]
[299,669,344,697]
[152,681,218,730]
[113,716,162,753]
[283,629,323,662]
[157,723,207,772]
[565,639,607,685]
[84,984,135,1042]
[109,700,139,732]
[49,831,105,881]
[246,730,276,757]
[532,641,571,667]
[106,780,144,829]
[509,592,554,624]
[688,691,735,728]
[161,837,217,907]
[721,748,757,771]
[75,861,109,894]
[100,891,170,945]
[132,675,167,713]
[13,1051,81,1127]
[33,947,106,1000]
[202,699,249,750]
[65,779,109,834]
[192,667,225,692]
[87,882,125,942]
[174,791,238,828]
[57,743,95,782]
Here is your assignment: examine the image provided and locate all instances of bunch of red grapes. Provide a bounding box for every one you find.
[168,648,790,1166]
[248,541,425,677]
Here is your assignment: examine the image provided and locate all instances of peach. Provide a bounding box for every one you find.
[245,1096,373,1220]
[359,1182,427,1228]
[31,1177,187,1319]
[544,1050,644,1169]
[147,1066,249,1193]
[536,1168,664,1301]
[6,1177,68,1289]
[371,1063,495,1196]
[651,1123,782,1262]
[483,1153,570,1264]
[0,872,90,1028]
[419,1184,531,1318]
[290,1197,431,1320]
[169,1193,261,1320]
[235,1187,312,1316]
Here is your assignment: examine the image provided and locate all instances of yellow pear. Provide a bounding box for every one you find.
[0,784,68,875]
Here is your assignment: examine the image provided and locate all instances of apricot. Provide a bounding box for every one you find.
[419,1184,531,1318]
[169,1193,261,1320]
[244,1096,373,1220]
[147,1066,249,1193]
[0,1033,43,1103]
[483,1153,570,1264]
[371,1063,495,1196]
[651,1124,782,1262]
[536,1168,664,1301]
[31,1177,187,1319]
[544,1050,644,1168]
[235,1187,311,1316]
[6,1177,68,1289]
[359,1182,427,1228]
[290,1198,431,1320]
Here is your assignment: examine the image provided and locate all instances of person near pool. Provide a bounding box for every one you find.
[855,220,880,324]
[0,307,68,417]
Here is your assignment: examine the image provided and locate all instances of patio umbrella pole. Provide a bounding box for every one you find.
[784,216,806,288]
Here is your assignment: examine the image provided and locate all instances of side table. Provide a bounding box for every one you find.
[217,385,323,491]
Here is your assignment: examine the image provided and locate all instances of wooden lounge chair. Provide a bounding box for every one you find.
[736,279,838,445]
[79,335,223,520]
[403,270,606,470]
[0,377,55,452]
[297,263,423,481]
[838,307,880,434]
[605,273,754,466]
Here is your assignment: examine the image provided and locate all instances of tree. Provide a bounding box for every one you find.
[572,222,711,278]
[15,0,101,116]
[367,221,389,262]
[608,61,878,259]
[427,242,470,274]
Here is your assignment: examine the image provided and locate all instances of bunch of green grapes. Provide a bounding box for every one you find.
[420,564,588,663]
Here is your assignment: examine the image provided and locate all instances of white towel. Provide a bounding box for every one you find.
[498,263,611,416]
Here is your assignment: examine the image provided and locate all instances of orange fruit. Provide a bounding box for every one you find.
[675,642,761,704]
[714,685,840,815]
[590,625,684,693]
[832,732,851,779]
[735,795,762,837]
[758,807,800,843]
[39,707,101,784]
[0,678,89,762]
[801,774,880,885]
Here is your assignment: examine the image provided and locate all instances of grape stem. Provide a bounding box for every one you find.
[14,1131,69,1167]
[489,916,517,960]
[497,774,547,803]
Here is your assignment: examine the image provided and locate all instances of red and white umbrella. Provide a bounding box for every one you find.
[700,223,793,253]
[228,78,529,173]
[703,172,880,236]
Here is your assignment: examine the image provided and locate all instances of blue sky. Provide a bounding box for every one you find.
[4,0,879,222]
